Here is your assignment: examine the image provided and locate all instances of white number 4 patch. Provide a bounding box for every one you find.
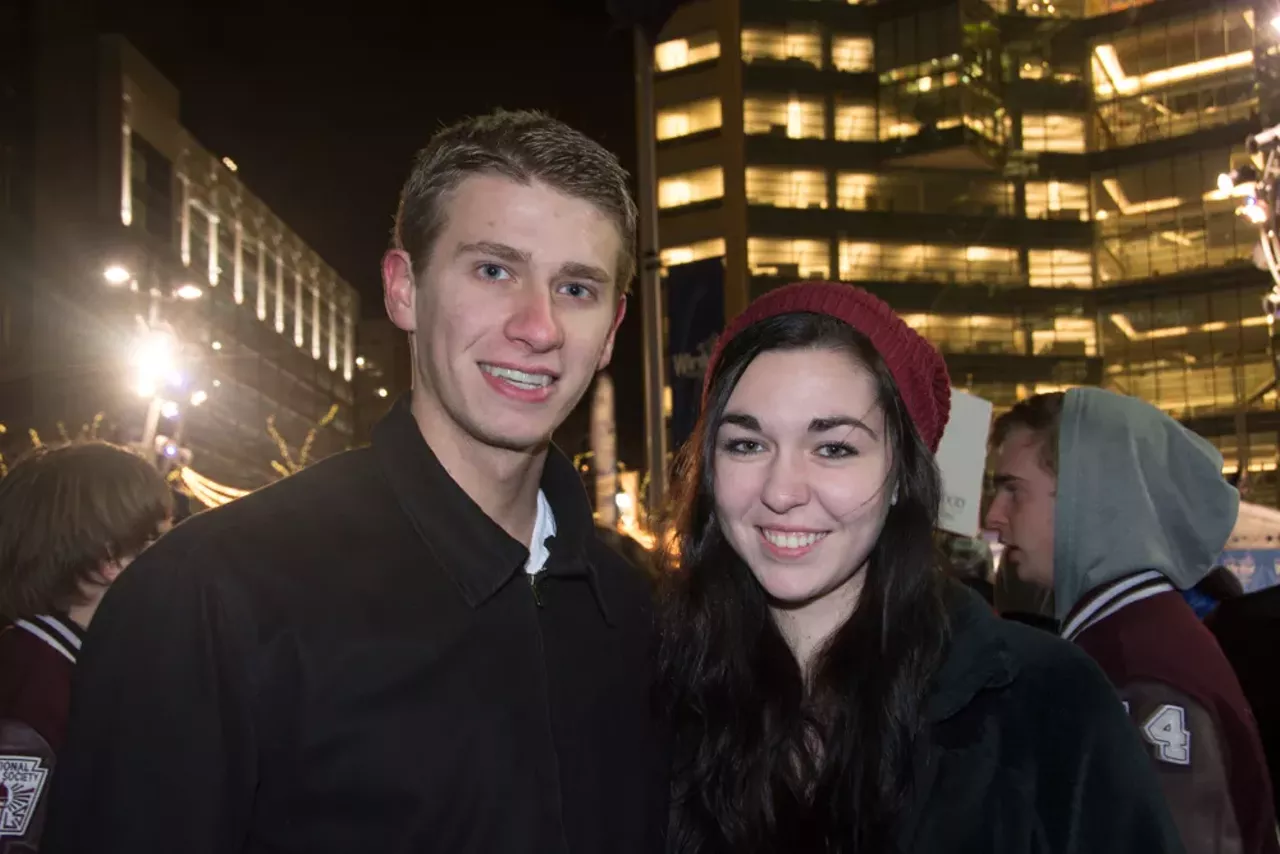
[1141,704,1192,766]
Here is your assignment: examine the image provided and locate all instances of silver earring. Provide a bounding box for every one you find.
[890,485,899,506]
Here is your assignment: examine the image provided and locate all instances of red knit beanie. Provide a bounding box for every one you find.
[701,281,952,453]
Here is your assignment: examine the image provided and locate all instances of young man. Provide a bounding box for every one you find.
[986,388,1279,854]
[0,441,172,852]
[42,111,668,854]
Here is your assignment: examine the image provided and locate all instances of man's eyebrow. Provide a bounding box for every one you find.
[455,241,530,265]
[559,261,612,285]
[991,473,1020,487]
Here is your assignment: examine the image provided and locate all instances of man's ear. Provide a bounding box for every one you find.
[383,250,417,333]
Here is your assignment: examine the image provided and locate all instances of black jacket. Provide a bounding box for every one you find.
[42,399,669,854]
[899,586,1185,853]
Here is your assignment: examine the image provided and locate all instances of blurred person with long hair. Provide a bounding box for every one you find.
[658,282,1181,854]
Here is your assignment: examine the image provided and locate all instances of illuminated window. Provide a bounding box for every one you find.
[656,99,722,141]
[1018,57,1083,82]
[1025,181,1089,221]
[748,238,830,279]
[1021,114,1086,153]
[899,313,1025,356]
[1032,317,1098,356]
[661,238,726,268]
[1016,0,1087,16]
[836,172,1013,216]
[1102,291,1274,420]
[836,174,875,210]
[744,96,825,139]
[742,27,822,68]
[1085,0,1156,13]
[658,167,724,209]
[1094,145,1255,284]
[839,241,1022,286]
[654,32,720,72]
[834,101,877,141]
[832,36,874,72]
[746,168,828,209]
[1028,249,1093,288]
[1091,11,1256,149]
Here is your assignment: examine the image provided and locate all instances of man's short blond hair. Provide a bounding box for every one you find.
[393,109,637,293]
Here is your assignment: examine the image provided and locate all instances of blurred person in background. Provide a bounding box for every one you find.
[0,441,172,852]
[987,389,1279,854]
[1183,565,1245,621]
[1209,581,1280,819]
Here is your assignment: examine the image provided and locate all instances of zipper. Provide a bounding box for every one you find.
[527,567,570,852]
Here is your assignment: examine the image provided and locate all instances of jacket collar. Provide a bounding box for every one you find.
[924,583,1018,723]
[14,613,85,664]
[372,396,612,620]
[1060,570,1173,642]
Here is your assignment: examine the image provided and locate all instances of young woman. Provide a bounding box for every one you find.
[659,281,1182,853]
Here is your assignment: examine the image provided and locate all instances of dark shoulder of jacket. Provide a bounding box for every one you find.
[944,591,1122,728]
[996,617,1117,704]
[584,534,657,623]
[108,447,386,602]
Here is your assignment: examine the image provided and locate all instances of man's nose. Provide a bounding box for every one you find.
[505,286,563,352]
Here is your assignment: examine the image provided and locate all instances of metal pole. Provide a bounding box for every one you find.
[634,24,668,516]
[140,395,162,461]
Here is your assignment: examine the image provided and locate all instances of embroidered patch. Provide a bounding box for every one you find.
[0,755,50,838]
[1141,704,1192,766]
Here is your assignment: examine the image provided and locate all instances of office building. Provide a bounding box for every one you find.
[652,0,1276,501]
[1,10,360,490]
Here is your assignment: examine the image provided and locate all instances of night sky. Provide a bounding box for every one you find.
[100,0,648,465]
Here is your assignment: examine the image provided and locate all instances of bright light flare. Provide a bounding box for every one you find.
[376,387,389,398]
[175,284,204,300]
[104,264,131,285]
[130,329,179,398]
[190,389,208,407]
[1218,173,1235,194]
[1271,14,1280,33]
[160,400,180,419]
[1240,199,1269,225]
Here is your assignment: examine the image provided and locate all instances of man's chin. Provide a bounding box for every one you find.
[471,422,556,454]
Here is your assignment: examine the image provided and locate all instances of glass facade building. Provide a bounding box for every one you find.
[652,0,1278,502]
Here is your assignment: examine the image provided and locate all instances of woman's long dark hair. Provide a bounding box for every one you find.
[659,312,950,854]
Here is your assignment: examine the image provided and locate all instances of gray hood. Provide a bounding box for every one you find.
[1052,387,1239,620]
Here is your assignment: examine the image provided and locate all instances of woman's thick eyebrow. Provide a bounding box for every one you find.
[721,412,760,431]
[809,416,877,440]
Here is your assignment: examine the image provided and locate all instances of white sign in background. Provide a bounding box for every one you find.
[934,390,994,537]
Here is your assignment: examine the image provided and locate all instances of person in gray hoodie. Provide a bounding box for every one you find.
[986,387,1279,854]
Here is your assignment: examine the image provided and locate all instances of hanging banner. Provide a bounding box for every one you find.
[666,257,725,451]
[934,389,994,537]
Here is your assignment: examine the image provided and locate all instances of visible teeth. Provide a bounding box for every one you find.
[763,530,826,549]
[482,365,553,388]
